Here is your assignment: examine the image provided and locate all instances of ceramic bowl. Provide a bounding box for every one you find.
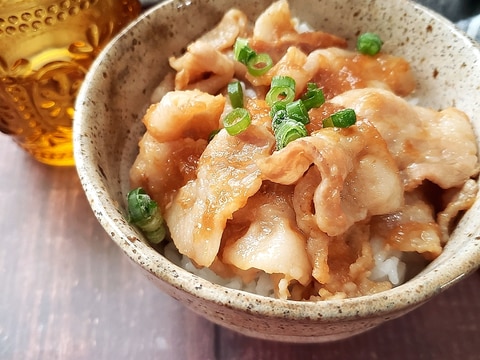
[74,0,480,342]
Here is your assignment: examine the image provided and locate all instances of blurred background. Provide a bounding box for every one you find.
[417,0,480,21]
[140,0,480,22]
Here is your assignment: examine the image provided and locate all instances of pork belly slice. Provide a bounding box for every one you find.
[330,88,479,191]
[258,119,404,236]
[164,100,275,267]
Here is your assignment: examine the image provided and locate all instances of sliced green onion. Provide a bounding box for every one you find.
[234,37,273,76]
[265,76,296,106]
[223,107,251,135]
[271,109,287,131]
[234,37,256,65]
[270,102,287,131]
[271,75,296,91]
[267,76,313,149]
[322,108,357,128]
[301,83,325,110]
[266,87,296,107]
[269,101,286,119]
[275,119,308,150]
[247,53,273,76]
[227,81,244,108]
[356,32,383,56]
[127,188,166,244]
[286,99,309,125]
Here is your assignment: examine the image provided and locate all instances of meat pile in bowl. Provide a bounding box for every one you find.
[128,0,479,301]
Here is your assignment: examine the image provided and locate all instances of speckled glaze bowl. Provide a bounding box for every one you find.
[74,0,480,342]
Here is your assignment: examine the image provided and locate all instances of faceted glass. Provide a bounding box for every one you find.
[0,0,141,165]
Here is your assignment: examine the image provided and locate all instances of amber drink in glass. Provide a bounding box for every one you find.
[0,0,141,166]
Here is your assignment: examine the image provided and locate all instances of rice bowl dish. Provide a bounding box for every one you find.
[128,0,479,301]
[74,0,480,342]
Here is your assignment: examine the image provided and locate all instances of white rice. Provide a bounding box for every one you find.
[164,242,276,297]
[164,235,411,298]
[368,236,407,286]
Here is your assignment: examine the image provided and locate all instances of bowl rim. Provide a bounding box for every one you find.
[74,0,480,322]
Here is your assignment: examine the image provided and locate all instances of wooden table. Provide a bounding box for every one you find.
[1,0,480,356]
[1,127,479,360]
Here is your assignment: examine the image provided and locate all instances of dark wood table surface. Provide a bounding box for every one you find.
[1,1,480,358]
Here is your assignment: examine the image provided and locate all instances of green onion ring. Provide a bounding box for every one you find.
[271,109,287,131]
[269,101,287,121]
[286,99,310,125]
[227,81,244,108]
[127,188,166,244]
[223,108,251,136]
[275,119,308,150]
[301,83,325,110]
[247,53,273,76]
[234,37,256,64]
[266,75,296,106]
[323,108,357,128]
[271,75,296,90]
[356,32,383,56]
[266,87,296,107]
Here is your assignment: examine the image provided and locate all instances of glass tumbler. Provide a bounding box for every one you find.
[0,0,141,166]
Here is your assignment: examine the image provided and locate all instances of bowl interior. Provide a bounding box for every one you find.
[74,0,480,329]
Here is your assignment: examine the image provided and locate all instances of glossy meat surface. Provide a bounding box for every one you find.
[130,0,479,300]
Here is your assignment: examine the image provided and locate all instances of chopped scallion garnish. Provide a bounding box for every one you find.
[227,81,244,108]
[275,119,308,150]
[247,53,273,76]
[322,108,357,128]
[233,37,274,77]
[270,75,296,91]
[265,75,296,106]
[271,108,287,131]
[286,99,310,125]
[356,32,383,56]
[267,76,312,149]
[223,107,251,136]
[234,37,256,65]
[127,188,166,244]
[269,101,286,119]
[301,83,325,111]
